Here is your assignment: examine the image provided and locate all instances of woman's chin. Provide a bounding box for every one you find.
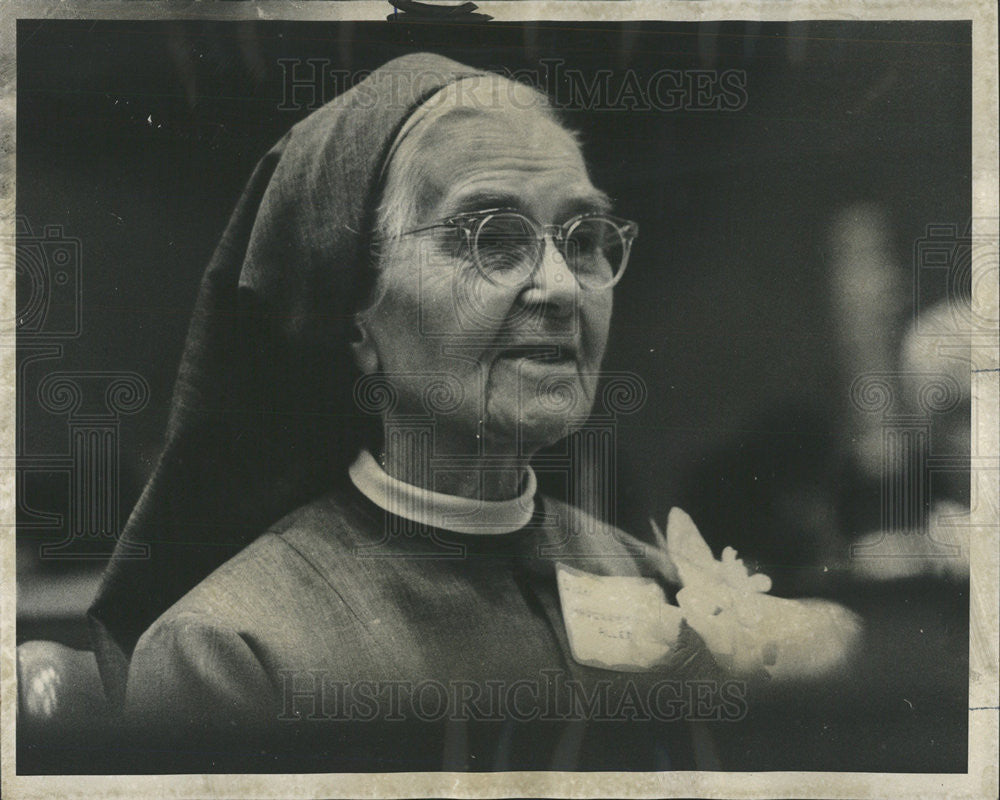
[482,405,584,452]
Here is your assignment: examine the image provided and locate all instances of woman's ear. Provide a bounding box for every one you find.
[350,314,380,375]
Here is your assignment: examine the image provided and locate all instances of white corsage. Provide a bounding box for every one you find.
[651,508,863,681]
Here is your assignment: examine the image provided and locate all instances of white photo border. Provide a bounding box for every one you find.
[1,2,996,798]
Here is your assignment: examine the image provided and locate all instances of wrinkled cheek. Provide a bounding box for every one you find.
[445,267,522,332]
[582,299,613,368]
[576,373,601,411]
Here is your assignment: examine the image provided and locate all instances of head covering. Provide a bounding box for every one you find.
[88,53,486,706]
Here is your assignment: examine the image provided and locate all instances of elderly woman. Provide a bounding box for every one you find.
[86,53,777,770]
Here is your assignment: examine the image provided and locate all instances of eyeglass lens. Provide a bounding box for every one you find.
[472,212,627,290]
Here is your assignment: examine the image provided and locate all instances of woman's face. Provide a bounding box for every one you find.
[355,94,614,456]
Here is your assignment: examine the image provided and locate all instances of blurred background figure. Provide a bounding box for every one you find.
[676,202,972,589]
[850,296,972,581]
[829,203,911,484]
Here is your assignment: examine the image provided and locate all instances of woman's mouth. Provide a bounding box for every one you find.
[496,344,578,363]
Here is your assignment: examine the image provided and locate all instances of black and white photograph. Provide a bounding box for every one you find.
[3,1,997,797]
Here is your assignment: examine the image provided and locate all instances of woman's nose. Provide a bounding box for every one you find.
[519,234,578,317]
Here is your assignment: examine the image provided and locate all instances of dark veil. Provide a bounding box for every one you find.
[88,53,485,705]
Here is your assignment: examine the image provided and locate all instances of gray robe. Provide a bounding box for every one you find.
[125,484,705,770]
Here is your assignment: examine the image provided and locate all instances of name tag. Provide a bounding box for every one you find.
[555,563,683,672]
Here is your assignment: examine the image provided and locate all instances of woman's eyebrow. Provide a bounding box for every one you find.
[444,191,523,215]
[557,191,613,218]
[443,189,614,218]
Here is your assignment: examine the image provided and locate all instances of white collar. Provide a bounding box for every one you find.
[348,450,537,535]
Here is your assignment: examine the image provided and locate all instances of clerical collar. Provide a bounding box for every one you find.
[348,450,537,535]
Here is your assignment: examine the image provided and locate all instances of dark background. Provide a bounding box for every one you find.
[17,19,971,773]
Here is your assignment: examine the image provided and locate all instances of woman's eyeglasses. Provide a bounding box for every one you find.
[396,208,638,291]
